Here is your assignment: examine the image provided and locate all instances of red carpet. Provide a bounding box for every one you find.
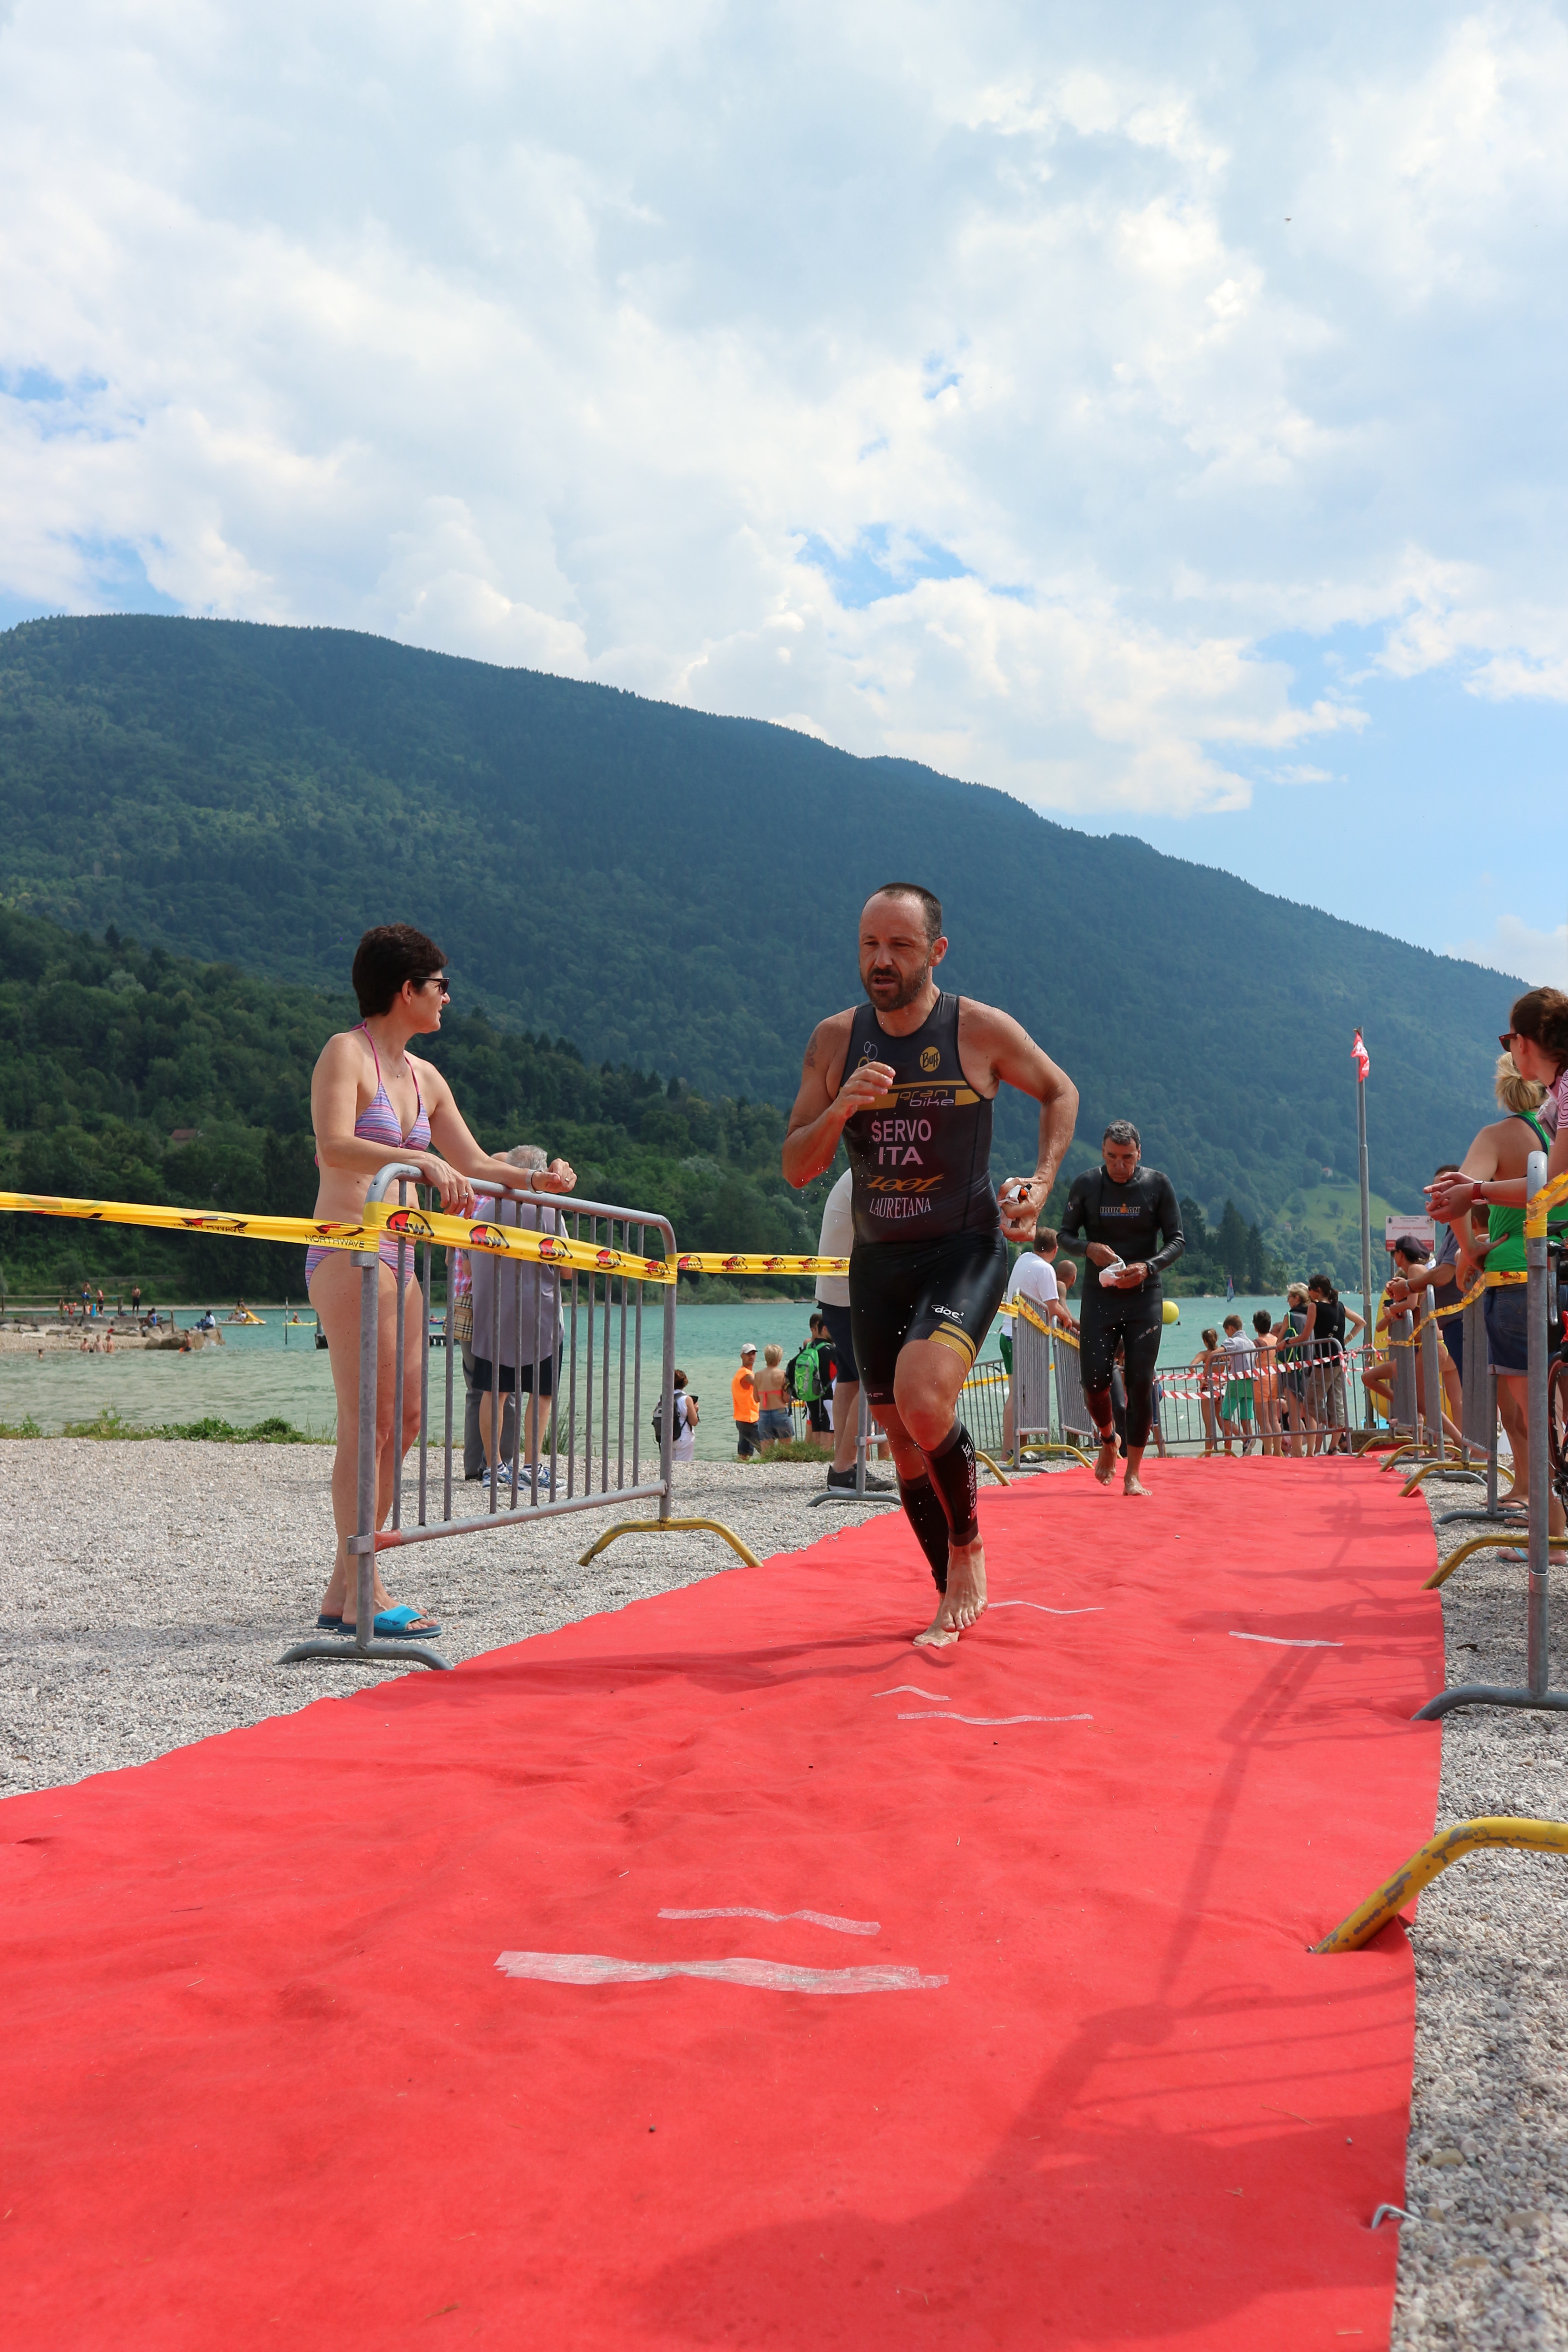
[4,1459,1442,2349]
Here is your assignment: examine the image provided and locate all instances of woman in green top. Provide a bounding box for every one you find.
[1429,1001,1568,1530]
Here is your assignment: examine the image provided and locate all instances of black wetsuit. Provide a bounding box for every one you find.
[1058,1165,1183,1449]
[838,992,1008,1403]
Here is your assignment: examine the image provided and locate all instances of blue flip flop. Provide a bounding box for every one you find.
[366,1605,442,1640]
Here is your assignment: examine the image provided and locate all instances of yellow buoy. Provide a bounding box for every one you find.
[1162,1299,1180,1324]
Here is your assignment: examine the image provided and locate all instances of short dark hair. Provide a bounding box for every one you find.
[1510,986,1568,1076]
[1103,1120,1141,1150]
[351,924,447,1018]
[1433,1162,1461,1177]
[869,883,942,944]
[1253,1310,1272,1334]
[1034,1226,1058,1253]
[1392,1235,1429,1264]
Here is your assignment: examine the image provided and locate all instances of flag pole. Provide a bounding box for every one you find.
[1354,1029,1374,1422]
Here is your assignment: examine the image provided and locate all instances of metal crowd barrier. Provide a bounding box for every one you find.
[998,1297,1416,1463]
[283,1164,756,1673]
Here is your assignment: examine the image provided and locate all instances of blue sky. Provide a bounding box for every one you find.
[2,0,1566,983]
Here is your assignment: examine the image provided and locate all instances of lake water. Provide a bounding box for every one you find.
[0,1294,1308,1460]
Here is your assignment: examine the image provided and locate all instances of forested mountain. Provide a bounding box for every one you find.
[0,614,1510,1273]
[0,908,839,1298]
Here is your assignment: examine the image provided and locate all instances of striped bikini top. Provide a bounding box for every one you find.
[316,1024,431,1165]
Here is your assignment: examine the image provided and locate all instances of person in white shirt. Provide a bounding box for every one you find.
[1002,1228,1067,1452]
[814,1167,894,1490]
[1218,1314,1256,1456]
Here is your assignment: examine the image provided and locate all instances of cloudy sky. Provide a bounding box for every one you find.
[3,0,1566,981]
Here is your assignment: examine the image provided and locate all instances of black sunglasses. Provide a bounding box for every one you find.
[1499,1032,1515,1052]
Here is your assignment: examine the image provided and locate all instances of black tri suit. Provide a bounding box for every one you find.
[837,992,1009,1407]
[1057,1164,1184,1450]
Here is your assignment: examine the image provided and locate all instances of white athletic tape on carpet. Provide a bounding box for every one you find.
[874,1686,951,1700]
[988,1602,1104,1616]
[1228,1632,1343,1649]
[897,1711,1093,1725]
[495,1952,942,1993]
[658,1907,879,1936]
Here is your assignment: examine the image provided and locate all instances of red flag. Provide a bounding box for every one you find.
[1352,1029,1369,1082]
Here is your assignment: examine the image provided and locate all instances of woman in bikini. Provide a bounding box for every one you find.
[307,925,575,1638]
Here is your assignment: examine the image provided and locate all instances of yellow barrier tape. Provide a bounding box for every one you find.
[1009,1294,1078,1348]
[1525,1167,1568,1238]
[0,1190,676,1285]
[673,1254,848,1276]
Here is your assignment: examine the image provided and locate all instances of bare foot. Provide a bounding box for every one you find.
[913,1539,988,1646]
[1093,1440,1119,1485]
[1123,1470,1150,1496]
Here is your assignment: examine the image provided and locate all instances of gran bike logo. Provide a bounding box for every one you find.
[920,1045,940,1073]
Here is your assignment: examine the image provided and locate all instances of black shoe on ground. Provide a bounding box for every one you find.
[826,1466,895,1492]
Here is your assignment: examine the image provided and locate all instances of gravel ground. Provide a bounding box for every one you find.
[4,1441,1565,2341]
[1392,1469,1568,2350]
[0,1441,903,1790]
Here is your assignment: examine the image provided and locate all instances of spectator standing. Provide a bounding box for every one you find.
[1053,1258,1078,1326]
[1304,1275,1366,1453]
[660,1369,699,1462]
[450,1220,514,1481]
[307,924,574,1638]
[1001,1228,1066,1454]
[1428,1164,1469,1384]
[812,1170,893,1490]
[1275,1285,1318,1456]
[1219,1314,1255,1454]
[469,1146,565,1496]
[131,1284,141,1318]
[1250,1311,1282,1455]
[732,1343,761,1459]
[1428,1030,1568,1524]
[754,1345,794,1455]
[1192,1328,1225,1455]
[791,1312,835,1446]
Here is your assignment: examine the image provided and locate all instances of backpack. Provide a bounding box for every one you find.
[652,1393,687,1444]
[792,1341,824,1404]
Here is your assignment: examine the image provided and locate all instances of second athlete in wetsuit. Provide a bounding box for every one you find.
[783,883,1078,1645]
[1056,1120,1183,1494]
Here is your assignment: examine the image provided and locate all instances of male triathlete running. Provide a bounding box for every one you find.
[1056,1122,1183,1496]
[783,884,1078,1646]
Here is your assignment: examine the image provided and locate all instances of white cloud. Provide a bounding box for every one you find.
[1,0,1567,818]
[1445,914,1568,987]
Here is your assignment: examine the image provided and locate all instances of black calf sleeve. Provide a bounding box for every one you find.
[921,1421,979,1547]
[1084,1383,1115,1439]
[898,1475,951,1592]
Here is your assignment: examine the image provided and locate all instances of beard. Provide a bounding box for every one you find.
[862,958,931,1012]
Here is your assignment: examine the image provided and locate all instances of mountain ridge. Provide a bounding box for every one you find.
[0,613,1513,1262]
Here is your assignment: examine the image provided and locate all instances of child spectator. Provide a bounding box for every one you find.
[754,1344,794,1455]
[1192,1328,1225,1455]
[1219,1313,1255,1455]
[1250,1310,1282,1456]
